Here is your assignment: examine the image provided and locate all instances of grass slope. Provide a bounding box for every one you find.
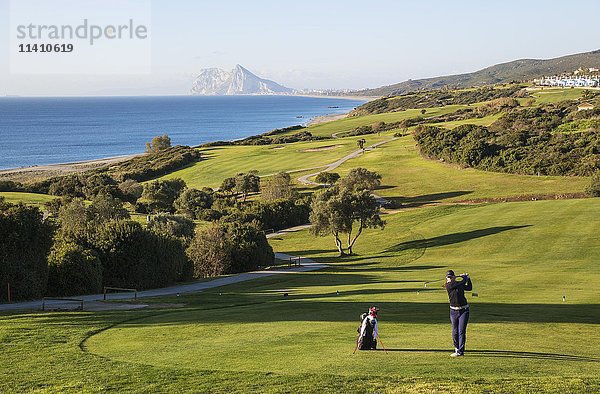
[159,134,391,189]
[1,199,590,392]
[320,136,587,203]
[0,191,56,206]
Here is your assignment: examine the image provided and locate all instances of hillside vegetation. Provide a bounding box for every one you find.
[356,49,600,96]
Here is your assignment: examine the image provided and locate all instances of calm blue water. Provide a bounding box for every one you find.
[0,95,364,170]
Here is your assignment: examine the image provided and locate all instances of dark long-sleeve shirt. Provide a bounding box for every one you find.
[445,276,472,308]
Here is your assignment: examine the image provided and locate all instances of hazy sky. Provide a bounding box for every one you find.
[1,0,599,96]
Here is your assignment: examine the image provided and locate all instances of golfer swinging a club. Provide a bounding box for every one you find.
[444,270,472,357]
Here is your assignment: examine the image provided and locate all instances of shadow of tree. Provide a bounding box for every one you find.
[384,190,474,208]
[385,226,531,253]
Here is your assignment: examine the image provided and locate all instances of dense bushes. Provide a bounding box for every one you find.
[48,196,193,295]
[28,146,201,200]
[202,129,327,146]
[414,123,599,176]
[587,171,600,197]
[315,172,340,185]
[221,198,310,231]
[46,243,102,296]
[137,178,186,213]
[93,219,191,289]
[352,85,526,115]
[0,203,54,301]
[104,145,202,182]
[187,221,274,278]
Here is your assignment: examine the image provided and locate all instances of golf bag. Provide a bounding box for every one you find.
[357,314,377,350]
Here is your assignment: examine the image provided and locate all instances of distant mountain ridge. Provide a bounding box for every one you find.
[190,65,293,95]
[358,50,600,97]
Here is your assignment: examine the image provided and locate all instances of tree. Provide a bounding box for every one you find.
[587,171,600,197]
[186,221,273,278]
[46,242,102,296]
[0,203,54,301]
[315,172,341,185]
[261,172,297,201]
[309,187,385,256]
[186,223,232,277]
[174,188,214,219]
[118,179,143,203]
[234,171,261,202]
[93,219,190,289]
[220,177,237,195]
[139,178,186,213]
[372,121,384,135]
[89,194,130,222]
[338,167,382,192]
[145,134,172,154]
[357,138,366,152]
[147,213,196,243]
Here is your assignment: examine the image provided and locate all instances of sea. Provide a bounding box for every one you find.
[0,95,365,170]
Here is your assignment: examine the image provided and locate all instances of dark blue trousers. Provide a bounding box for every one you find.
[450,307,469,355]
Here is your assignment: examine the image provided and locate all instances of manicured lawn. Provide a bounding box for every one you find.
[306,105,470,137]
[158,134,392,189]
[329,136,588,203]
[0,191,56,206]
[528,87,585,104]
[3,200,594,392]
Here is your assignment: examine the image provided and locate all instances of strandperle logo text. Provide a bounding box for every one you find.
[15,19,149,45]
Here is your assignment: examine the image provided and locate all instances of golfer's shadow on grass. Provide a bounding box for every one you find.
[377,348,600,362]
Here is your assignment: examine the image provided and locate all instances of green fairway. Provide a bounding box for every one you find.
[159,134,392,188]
[0,191,56,206]
[330,136,588,203]
[528,87,585,104]
[1,191,598,393]
[70,199,598,391]
[305,105,471,137]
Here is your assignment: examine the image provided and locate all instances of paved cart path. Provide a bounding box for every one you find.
[0,252,326,312]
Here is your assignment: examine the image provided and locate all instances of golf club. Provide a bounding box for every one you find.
[378,336,388,354]
[424,273,469,288]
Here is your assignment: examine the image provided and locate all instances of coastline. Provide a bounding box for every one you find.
[0,95,372,177]
[0,154,142,179]
[307,113,349,125]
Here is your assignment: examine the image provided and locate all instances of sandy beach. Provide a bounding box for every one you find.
[0,154,142,182]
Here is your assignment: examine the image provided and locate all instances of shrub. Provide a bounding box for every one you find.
[261,172,298,201]
[187,221,273,278]
[46,242,102,296]
[93,219,190,289]
[146,134,172,154]
[0,180,22,192]
[147,213,195,243]
[118,179,143,203]
[315,172,341,185]
[174,188,214,219]
[587,171,600,197]
[139,178,186,213]
[0,203,54,301]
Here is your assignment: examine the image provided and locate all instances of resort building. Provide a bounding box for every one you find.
[535,75,600,87]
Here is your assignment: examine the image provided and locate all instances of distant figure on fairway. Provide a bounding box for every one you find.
[357,306,379,350]
[444,270,472,357]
